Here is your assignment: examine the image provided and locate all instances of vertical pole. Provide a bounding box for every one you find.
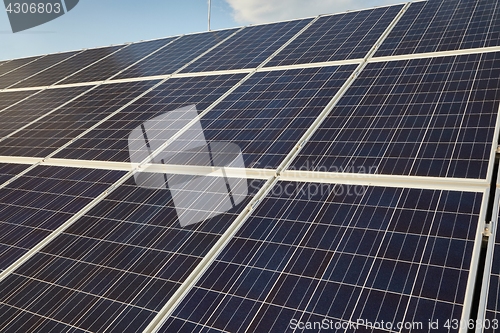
[208,0,211,31]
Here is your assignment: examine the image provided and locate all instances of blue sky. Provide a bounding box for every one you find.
[0,0,406,61]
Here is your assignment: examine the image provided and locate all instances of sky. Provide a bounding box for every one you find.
[0,0,407,61]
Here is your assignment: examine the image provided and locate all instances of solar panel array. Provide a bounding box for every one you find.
[0,0,499,332]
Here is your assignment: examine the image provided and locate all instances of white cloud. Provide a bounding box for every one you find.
[224,0,405,24]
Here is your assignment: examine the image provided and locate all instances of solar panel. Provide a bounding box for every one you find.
[0,86,90,138]
[266,6,403,67]
[53,73,246,162]
[0,81,159,157]
[0,51,79,89]
[115,30,237,80]
[0,172,264,332]
[159,65,357,170]
[477,188,500,330]
[180,20,311,73]
[0,60,10,68]
[0,56,41,77]
[58,38,177,85]
[11,46,126,88]
[159,182,482,332]
[0,166,126,272]
[0,163,30,185]
[376,0,500,57]
[0,1,499,332]
[291,52,500,179]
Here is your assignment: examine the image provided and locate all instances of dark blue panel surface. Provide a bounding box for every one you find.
[482,195,500,326]
[0,80,159,158]
[0,86,89,138]
[292,52,500,179]
[59,38,176,84]
[267,5,402,67]
[54,73,246,162]
[0,173,264,332]
[161,182,481,332]
[376,0,500,57]
[181,19,311,73]
[0,166,125,272]
[12,46,125,88]
[161,65,357,169]
[0,90,38,112]
[0,51,78,89]
[116,30,237,79]
[0,163,29,185]
[0,56,40,77]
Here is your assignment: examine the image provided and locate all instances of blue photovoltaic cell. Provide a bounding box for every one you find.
[266,6,402,67]
[159,65,357,170]
[11,46,125,88]
[160,182,482,333]
[115,30,236,80]
[291,52,500,179]
[59,37,176,84]
[0,166,125,272]
[180,19,311,73]
[0,80,159,158]
[376,0,500,57]
[0,86,90,138]
[0,163,29,185]
[53,73,246,162]
[0,173,264,332]
[0,56,40,77]
[0,51,78,89]
[0,90,39,113]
